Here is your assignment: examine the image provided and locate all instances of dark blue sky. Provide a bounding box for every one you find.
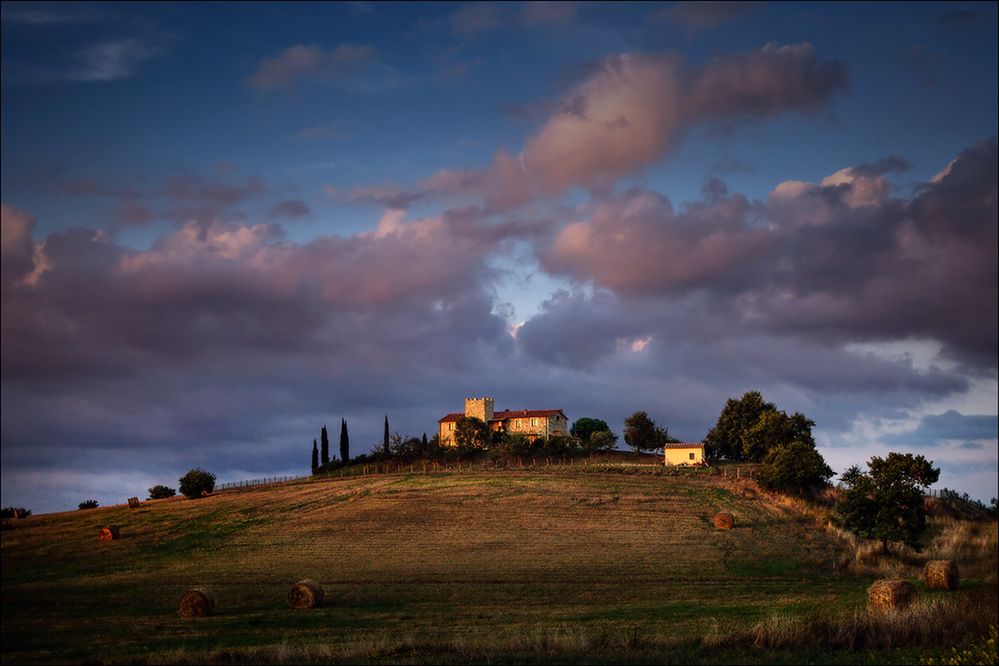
[2,2,996,512]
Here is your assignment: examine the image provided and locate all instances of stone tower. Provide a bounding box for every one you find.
[464,396,494,423]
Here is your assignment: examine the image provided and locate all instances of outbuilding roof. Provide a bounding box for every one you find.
[663,442,705,449]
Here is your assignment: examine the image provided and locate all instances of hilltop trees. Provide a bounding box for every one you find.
[704,391,775,461]
[340,419,350,463]
[837,452,940,553]
[383,416,390,455]
[78,499,99,510]
[321,425,330,466]
[179,468,217,499]
[704,391,818,463]
[623,412,668,454]
[148,485,176,499]
[311,439,319,474]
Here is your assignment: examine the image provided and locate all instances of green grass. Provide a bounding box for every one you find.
[0,467,990,664]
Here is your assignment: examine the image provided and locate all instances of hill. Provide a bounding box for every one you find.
[1,465,995,664]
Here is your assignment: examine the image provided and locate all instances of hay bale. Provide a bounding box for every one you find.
[924,560,959,591]
[867,580,917,613]
[712,512,734,529]
[288,578,324,609]
[127,497,140,509]
[178,588,215,618]
[98,525,120,541]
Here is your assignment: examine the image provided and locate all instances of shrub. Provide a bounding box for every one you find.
[179,468,217,499]
[1,507,31,518]
[148,484,177,500]
[78,499,99,510]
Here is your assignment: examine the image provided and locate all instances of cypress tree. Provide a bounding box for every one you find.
[311,439,319,474]
[383,415,390,455]
[422,432,428,447]
[321,425,330,466]
[339,418,350,463]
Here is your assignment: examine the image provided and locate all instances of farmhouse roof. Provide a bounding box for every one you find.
[663,442,704,449]
[438,408,566,423]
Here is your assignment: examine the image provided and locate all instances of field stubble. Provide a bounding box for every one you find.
[1,467,991,664]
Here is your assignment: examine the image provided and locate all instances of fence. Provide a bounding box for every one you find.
[216,475,306,491]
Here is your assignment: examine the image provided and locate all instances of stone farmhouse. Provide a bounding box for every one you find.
[663,442,706,466]
[438,397,569,446]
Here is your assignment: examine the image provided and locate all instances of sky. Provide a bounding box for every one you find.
[1,1,997,514]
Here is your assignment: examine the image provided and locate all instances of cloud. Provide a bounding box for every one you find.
[247,44,380,92]
[450,3,504,38]
[884,410,999,446]
[71,38,160,82]
[653,1,759,32]
[521,2,577,26]
[1,203,40,286]
[407,39,846,211]
[539,187,777,295]
[530,139,997,372]
[268,199,311,219]
[347,43,847,211]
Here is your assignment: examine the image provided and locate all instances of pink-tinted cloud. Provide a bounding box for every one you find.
[0,202,548,383]
[652,1,758,32]
[450,3,504,38]
[1,203,39,286]
[247,44,377,92]
[355,43,846,210]
[533,139,997,371]
[521,1,577,26]
[540,187,778,295]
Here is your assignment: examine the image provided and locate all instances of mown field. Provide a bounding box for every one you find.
[1,466,994,664]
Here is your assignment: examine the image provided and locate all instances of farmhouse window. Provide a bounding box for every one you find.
[689,452,695,460]
[531,418,537,426]
[449,423,454,431]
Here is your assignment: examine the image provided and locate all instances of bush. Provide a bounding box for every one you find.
[1,507,31,518]
[148,484,177,500]
[179,468,217,499]
[78,499,99,510]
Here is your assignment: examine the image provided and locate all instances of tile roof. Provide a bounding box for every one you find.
[438,408,566,423]
[663,442,704,449]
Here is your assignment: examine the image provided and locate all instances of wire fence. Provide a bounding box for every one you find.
[216,475,306,491]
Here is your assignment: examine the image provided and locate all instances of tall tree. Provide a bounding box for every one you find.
[320,425,330,466]
[422,432,428,448]
[383,415,390,455]
[339,418,350,463]
[623,412,668,454]
[837,452,940,553]
[311,439,319,474]
[740,409,815,462]
[704,391,775,461]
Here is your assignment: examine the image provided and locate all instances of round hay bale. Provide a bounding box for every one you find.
[178,588,215,618]
[98,525,120,541]
[712,512,734,530]
[867,580,917,613]
[288,578,324,609]
[924,560,959,591]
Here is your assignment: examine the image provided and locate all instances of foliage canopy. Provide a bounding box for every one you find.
[179,468,217,499]
[836,452,940,553]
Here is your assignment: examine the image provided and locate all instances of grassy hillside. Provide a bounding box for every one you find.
[1,466,994,664]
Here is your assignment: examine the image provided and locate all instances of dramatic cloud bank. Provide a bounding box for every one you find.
[537,139,998,371]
